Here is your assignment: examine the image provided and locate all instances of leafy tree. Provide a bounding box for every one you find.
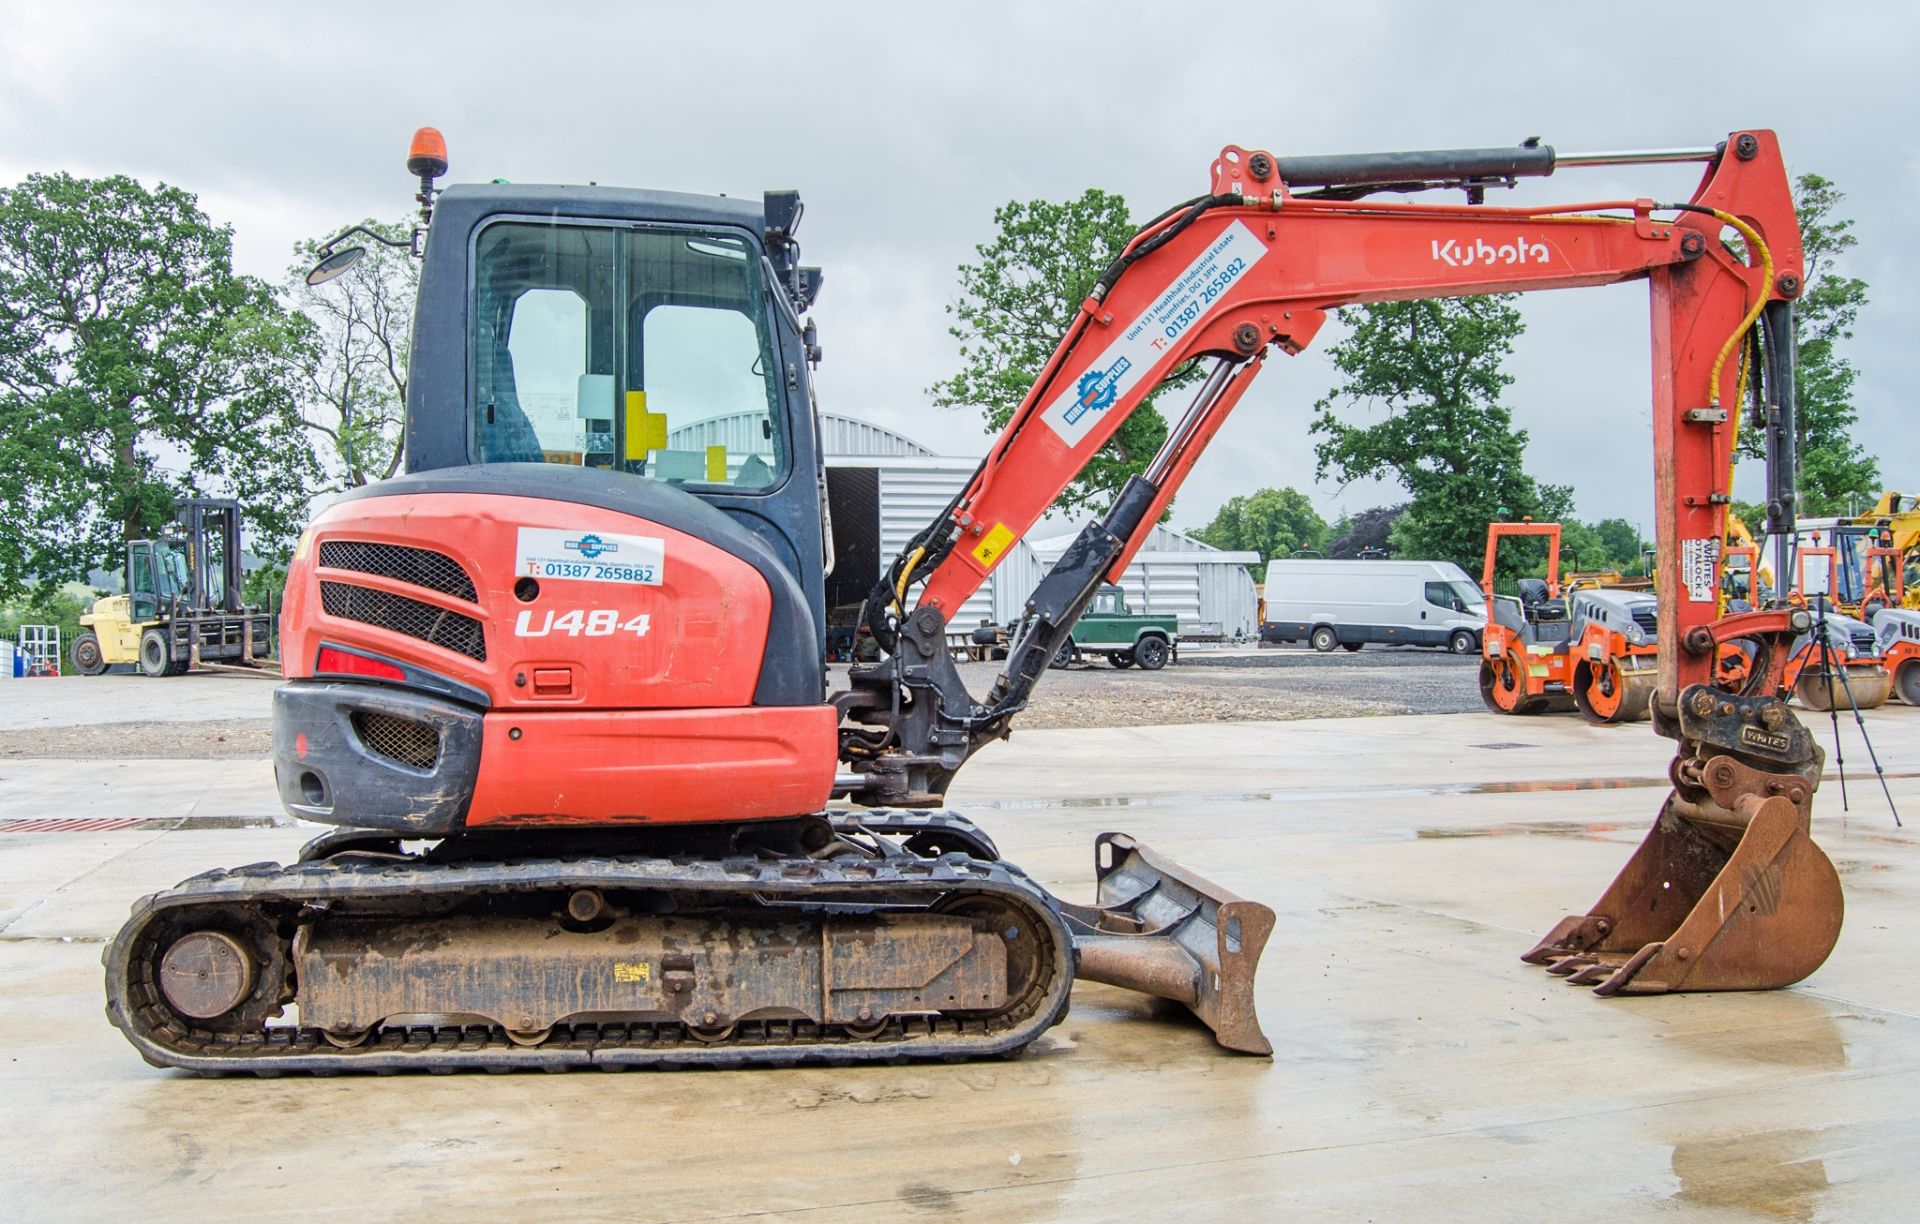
[1309,296,1568,574]
[1193,487,1327,562]
[1559,517,1651,576]
[0,173,318,599]
[1326,505,1405,558]
[1737,173,1878,514]
[286,220,415,486]
[930,189,1198,514]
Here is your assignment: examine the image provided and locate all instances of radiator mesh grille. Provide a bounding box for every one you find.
[320,582,486,661]
[318,540,478,603]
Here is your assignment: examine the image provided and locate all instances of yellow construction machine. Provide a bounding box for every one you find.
[71,499,274,677]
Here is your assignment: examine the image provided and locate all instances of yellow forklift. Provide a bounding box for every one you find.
[70,499,273,677]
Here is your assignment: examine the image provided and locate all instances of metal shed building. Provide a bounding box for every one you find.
[667,412,1259,642]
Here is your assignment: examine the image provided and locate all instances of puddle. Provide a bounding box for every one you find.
[1418,821,1628,840]
[971,775,1671,813]
[1670,1128,1831,1221]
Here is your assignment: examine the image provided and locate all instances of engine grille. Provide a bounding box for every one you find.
[1850,628,1877,655]
[351,711,440,771]
[1630,607,1658,636]
[318,540,478,603]
[320,581,487,661]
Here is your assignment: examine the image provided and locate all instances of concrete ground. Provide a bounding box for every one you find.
[3,680,1918,1221]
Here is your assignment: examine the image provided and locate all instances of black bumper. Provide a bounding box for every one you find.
[273,681,484,835]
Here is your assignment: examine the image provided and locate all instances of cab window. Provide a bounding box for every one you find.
[472,222,786,489]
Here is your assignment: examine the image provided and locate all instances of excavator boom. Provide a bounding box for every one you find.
[843,129,1844,999]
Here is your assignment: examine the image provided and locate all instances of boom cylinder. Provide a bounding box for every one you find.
[1275,143,1557,188]
[1273,143,1721,191]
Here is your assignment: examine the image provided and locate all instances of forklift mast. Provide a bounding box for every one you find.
[170,498,249,614]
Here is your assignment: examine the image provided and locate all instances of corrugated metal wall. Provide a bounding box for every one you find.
[877,463,998,631]
[996,528,1260,639]
[669,413,934,460]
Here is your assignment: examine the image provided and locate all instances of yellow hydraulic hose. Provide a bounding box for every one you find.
[1703,207,1773,409]
[893,545,926,609]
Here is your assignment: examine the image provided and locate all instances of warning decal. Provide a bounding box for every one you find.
[1681,537,1719,603]
[971,522,1015,571]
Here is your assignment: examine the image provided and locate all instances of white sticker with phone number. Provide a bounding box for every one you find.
[1039,219,1269,448]
[516,528,664,585]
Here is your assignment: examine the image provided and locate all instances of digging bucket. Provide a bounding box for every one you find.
[1523,747,1843,995]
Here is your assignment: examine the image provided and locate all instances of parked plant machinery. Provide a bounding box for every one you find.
[70,499,273,678]
[1719,514,1772,611]
[107,127,1843,1076]
[1875,600,1920,705]
[1855,491,1920,610]
[1778,538,1894,711]
[1050,584,1177,670]
[1478,521,1659,723]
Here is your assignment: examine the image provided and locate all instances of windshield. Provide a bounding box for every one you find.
[1426,580,1483,612]
[155,540,190,602]
[472,221,785,489]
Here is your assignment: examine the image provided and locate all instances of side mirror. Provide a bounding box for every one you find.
[306,246,367,286]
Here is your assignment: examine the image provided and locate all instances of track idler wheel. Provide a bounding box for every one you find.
[1794,664,1892,712]
[1573,659,1654,725]
[1523,714,1842,996]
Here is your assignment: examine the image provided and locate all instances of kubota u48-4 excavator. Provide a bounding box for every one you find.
[107,127,1843,1073]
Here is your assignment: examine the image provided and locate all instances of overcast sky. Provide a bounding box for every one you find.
[4,1,1913,538]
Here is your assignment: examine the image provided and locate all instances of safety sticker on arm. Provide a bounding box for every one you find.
[516,528,665,585]
[1039,219,1269,449]
[1681,537,1719,603]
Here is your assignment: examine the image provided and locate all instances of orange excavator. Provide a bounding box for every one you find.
[107,127,1842,1073]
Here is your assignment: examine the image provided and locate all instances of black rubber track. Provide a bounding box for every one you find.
[105,849,1074,1075]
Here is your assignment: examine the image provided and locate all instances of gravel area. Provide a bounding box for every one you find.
[0,645,1481,757]
[910,644,1484,729]
[0,719,271,759]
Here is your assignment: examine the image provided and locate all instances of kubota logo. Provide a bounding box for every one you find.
[1432,236,1551,268]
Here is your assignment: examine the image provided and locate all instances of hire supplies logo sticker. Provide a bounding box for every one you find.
[516,528,665,585]
[1040,220,1268,449]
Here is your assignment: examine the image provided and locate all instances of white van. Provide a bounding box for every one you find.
[1261,558,1485,653]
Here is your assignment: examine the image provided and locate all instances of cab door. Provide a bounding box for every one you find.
[128,543,160,623]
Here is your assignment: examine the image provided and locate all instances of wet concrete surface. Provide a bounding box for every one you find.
[3,703,1919,1220]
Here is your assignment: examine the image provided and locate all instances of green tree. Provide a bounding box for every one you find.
[0,173,318,599]
[1326,504,1405,558]
[1193,487,1327,562]
[1559,517,1651,576]
[286,219,416,487]
[1309,296,1568,574]
[1737,173,1878,514]
[930,189,1197,514]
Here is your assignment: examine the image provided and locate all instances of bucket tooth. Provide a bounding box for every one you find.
[1563,961,1617,986]
[1059,833,1274,1055]
[1524,775,1843,995]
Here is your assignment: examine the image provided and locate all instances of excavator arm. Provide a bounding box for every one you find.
[839,129,1846,1000]
[841,129,1808,800]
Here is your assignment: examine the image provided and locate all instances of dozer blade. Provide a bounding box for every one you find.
[1057,832,1274,1055]
[1523,772,1843,995]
